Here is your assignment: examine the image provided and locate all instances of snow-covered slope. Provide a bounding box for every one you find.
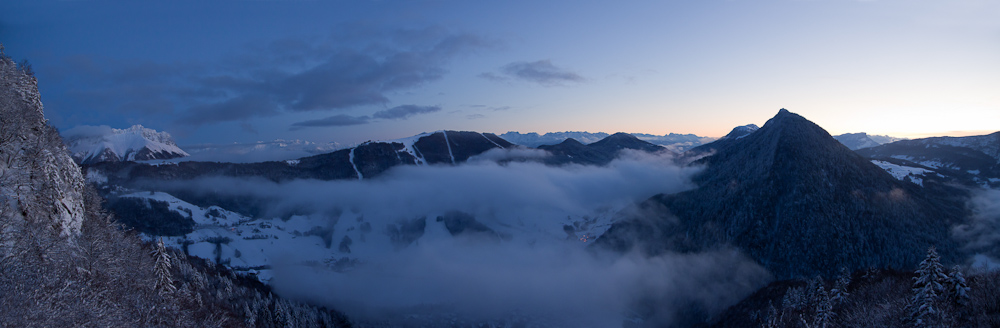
[869,160,938,186]
[63,125,189,164]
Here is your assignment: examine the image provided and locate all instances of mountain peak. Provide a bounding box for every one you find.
[557,138,585,147]
[766,108,805,124]
[598,109,964,279]
[589,132,664,153]
[62,125,189,164]
[834,133,881,150]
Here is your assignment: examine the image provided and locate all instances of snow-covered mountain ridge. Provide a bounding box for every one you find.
[834,132,907,150]
[62,124,189,164]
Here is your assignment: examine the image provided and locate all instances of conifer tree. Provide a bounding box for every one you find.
[152,238,176,293]
[806,276,822,307]
[782,286,806,310]
[946,265,970,307]
[813,284,833,328]
[910,246,947,326]
[830,267,851,305]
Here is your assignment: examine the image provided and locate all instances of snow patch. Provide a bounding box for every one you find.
[349,147,363,180]
[442,131,456,164]
[871,160,933,186]
[480,132,505,149]
[384,132,433,165]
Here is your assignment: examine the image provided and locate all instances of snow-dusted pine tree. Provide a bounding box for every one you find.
[909,246,948,326]
[813,284,833,328]
[152,238,176,293]
[806,276,822,307]
[946,265,970,307]
[830,267,851,305]
[782,286,806,310]
[765,303,782,328]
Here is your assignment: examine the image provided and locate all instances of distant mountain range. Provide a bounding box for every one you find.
[62,125,189,164]
[501,131,715,151]
[63,124,917,166]
[85,129,670,225]
[85,130,670,184]
[833,132,907,150]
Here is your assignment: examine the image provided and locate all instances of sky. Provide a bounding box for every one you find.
[1,0,998,146]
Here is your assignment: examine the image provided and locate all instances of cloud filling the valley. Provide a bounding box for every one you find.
[953,189,1000,263]
[148,151,772,326]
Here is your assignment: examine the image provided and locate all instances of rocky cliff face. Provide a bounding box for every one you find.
[0,56,86,236]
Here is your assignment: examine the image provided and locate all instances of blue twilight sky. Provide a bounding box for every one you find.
[1,0,998,146]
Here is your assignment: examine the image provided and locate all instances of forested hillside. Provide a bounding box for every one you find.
[596,109,968,279]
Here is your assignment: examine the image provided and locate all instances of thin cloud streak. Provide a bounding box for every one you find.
[289,104,442,130]
[482,60,585,86]
[289,114,370,130]
[371,105,441,120]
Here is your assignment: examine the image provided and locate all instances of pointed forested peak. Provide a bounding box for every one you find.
[556,138,585,147]
[607,132,637,139]
[596,108,967,279]
[589,132,664,153]
[762,108,809,127]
